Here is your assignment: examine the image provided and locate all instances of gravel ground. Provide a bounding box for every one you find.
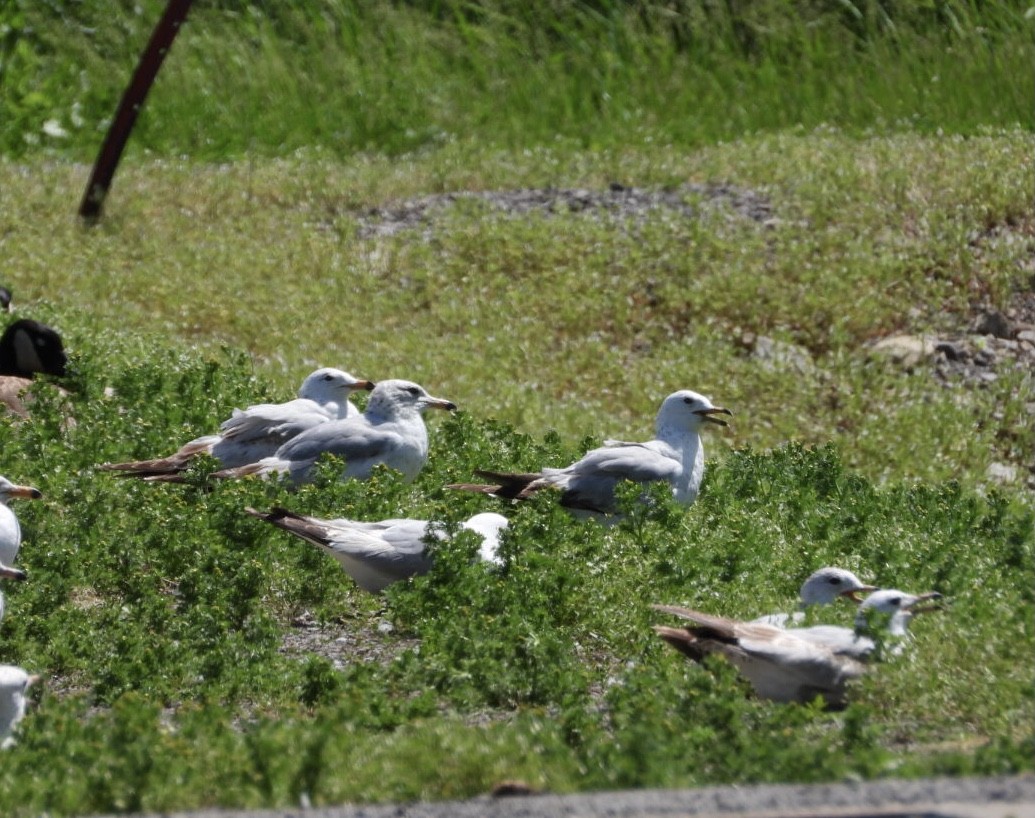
[93,775,1035,818]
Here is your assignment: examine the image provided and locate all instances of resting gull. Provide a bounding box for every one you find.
[753,566,877,627]
[212,379,456,485]
[652,588,941,707]
[449,389,730,516]
[784,588,943,660]
[100,367,374,478]
[246,507,508,592]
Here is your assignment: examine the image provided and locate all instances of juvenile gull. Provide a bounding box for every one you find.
[652,588,941,707]
[100,368,374,478]
[0,476,42,568]
[449,389,730,516]
[246,507,508,592]
[753,566,877,627]
[212,379,456,485]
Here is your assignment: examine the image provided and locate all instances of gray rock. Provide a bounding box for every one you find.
[986,462,1019,484]
[745,334,816,375]
[869,335,938,369]
[972,310,1012,339]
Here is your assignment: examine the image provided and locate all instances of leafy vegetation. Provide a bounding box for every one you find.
[0,0,1031,813]
[0,0,1030,158]
[0,340,1026,815]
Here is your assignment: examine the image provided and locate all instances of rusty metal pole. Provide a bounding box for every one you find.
[79,0,195,222]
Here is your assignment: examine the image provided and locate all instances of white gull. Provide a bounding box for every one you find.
[753,566,877,627]
[0,665,38,748]
[214,379,456,485]
[246,507,508,592]
[652,588,941,707]
[449,389,730,516]
[100,368,374,478]
[0,476,42,568]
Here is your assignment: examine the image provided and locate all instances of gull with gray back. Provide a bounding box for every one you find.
[653,587,941,708]
[211,379,456,485]
[246,507,508,593]
[99,367,374,478]
[449,389,731,517]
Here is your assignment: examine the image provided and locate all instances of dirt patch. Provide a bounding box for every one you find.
[353,182,775,239]
[280,609,419,670]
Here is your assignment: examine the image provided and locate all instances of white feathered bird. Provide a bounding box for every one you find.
[100,367,374,478]
[246,507,508,593]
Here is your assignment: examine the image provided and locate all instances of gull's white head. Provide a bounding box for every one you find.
[0,476,42,506]
[297,368,375,404]
[0,665,38,747]
[656,390,732,433]
[462,512,510,565]
[365,380,457,419]
[800,567,877,606]
[855,588,943,636]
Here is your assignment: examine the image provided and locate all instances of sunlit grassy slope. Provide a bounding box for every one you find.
[1,129,1031,487]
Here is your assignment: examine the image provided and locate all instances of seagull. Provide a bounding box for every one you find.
[0,319,69,419]
[785,589,944,660]
[209,379,456,485]
[753,567,877,627]
[0,476,42,568]
[0,666,39,748]
[652,588,941,707]
[99,368,375,478]
[449,389,730,516]
[245,507,508,592]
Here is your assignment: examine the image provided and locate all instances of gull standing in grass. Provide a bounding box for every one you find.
[0,476,42,568]
[246,507,508,592]
[0,666,39,748]
[212,379,456,485]
[449,389,731,516]
[753,566,877,627]
[652,588,941,708]
[99,367,374,478]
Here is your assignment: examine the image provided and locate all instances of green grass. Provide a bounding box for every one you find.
[1,0,1031,159]
[0,348,1028,815]
[0,0,1032,813]
[0,129,1031,487]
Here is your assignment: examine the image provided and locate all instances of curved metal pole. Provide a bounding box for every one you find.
[79,0,195,222]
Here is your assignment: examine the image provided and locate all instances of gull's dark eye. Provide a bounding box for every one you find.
[406,386,420,396]
[683,397,692,404]
[322,374,334,381]
[828,577,842,585]
[889,597,902,607]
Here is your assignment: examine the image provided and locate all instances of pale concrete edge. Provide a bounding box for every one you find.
[89,774,1035,818]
